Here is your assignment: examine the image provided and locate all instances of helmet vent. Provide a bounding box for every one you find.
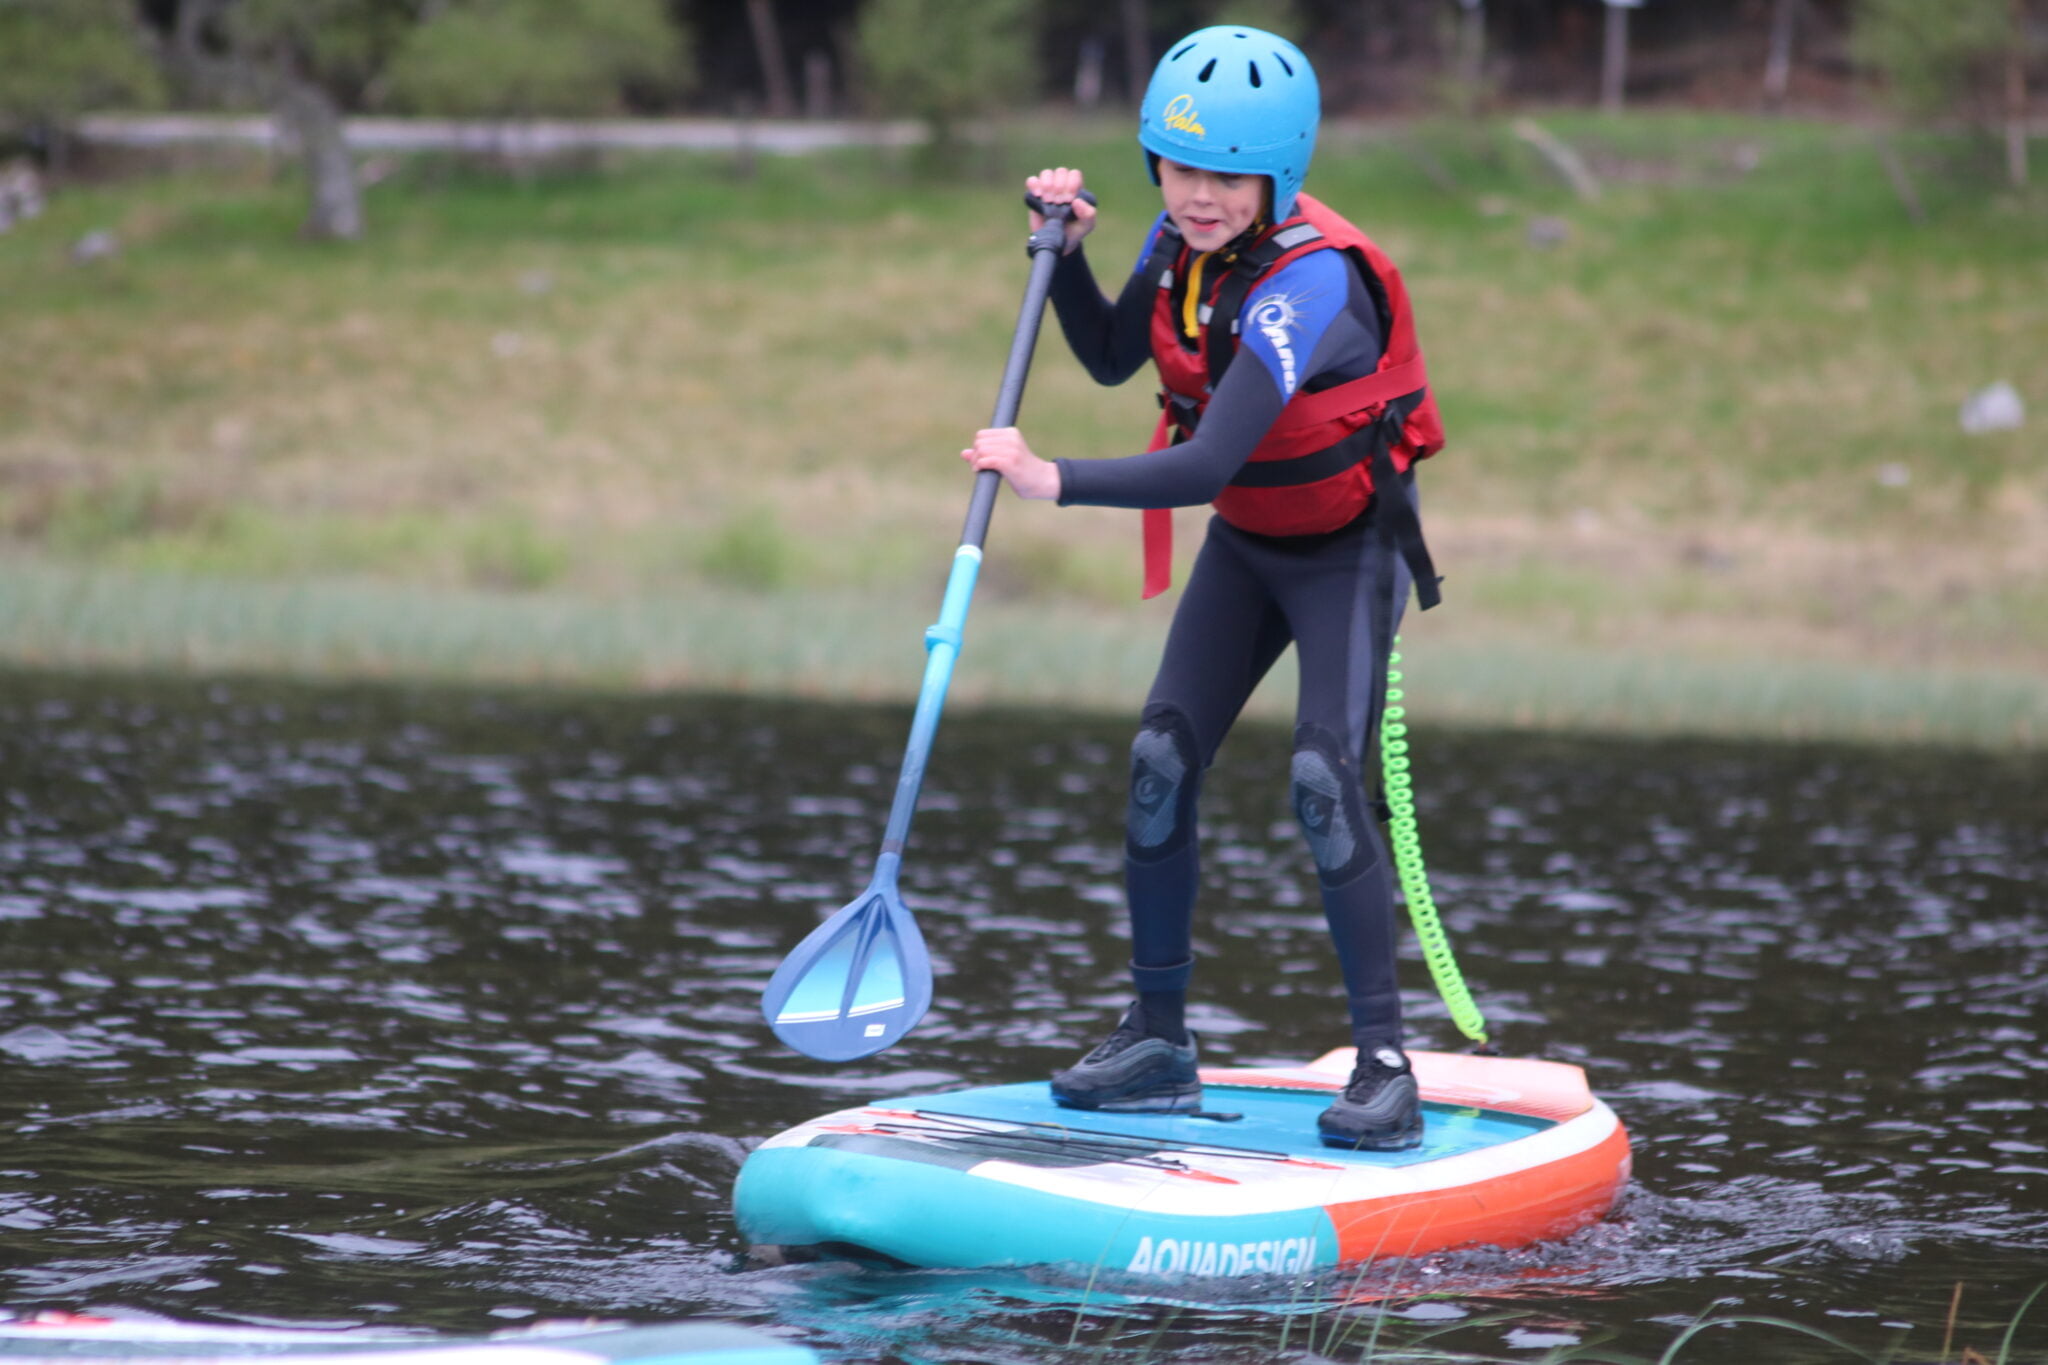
[1197,58,1216,82]
[1248,62,1262,87]
[1170,41,1197,60]
[1273,51,1295,77]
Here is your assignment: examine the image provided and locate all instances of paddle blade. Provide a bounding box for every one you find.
[762,883,933,1062]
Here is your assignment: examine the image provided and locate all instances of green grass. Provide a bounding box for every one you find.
[2,559,2038,748]
[0,113,2043,742]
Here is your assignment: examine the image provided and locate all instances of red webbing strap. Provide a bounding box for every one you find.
[1141,406,1174,600]
[1266,358,1429,437]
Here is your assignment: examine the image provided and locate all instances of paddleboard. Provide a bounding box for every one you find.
[0,1312,815,1365]
[735,1048,1629,1278]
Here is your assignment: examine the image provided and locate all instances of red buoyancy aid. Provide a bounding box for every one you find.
[1138,192,1444,599]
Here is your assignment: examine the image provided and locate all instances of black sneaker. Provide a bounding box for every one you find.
[1316,1044,1424,1150]
[1050,1005,1201,1113]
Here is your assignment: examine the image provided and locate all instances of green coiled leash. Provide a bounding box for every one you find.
[1379,638,1491,1050]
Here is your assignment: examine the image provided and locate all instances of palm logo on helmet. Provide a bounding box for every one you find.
[1138,26,1320,221]
[1161,94,1207,137]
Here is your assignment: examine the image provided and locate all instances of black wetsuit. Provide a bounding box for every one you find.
[1046,213,1412,1050]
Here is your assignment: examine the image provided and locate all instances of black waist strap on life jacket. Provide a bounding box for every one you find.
[1222,398,1406,488]
[1363,396,1443,611]
[1158,389,1201,439]
[1201,386,1443,611]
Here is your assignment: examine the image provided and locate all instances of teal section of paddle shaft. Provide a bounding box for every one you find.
[755,515,981,1063]
[760,851,931,1063]
[762,204,1075,1063]
[756,547,982,1060]
[886,544,982,854]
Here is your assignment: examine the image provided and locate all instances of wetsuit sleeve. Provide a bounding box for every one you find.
[1044,217,1167,386]
[1055,250,1385,510]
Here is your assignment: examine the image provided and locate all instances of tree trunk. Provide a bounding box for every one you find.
[274,76,360,241]
[746,0,795,119]
[1459,0,1485,93]
[803,49,832,120]
[1075,36,1105,108]
[2008,0,2030,189]
[1122,0,1149,106]
[1763,0,1798,110]
[37,118,72,178]
[1873,133,1925,225]
[1357,0,1395,64]
[1445,0,1485,111]
[164,0,359,240]
[1600,1,1630,113]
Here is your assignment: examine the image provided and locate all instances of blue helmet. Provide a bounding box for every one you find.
[1138,26,1320,221]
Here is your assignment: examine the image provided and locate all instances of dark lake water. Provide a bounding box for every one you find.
[0,669,2043,1365]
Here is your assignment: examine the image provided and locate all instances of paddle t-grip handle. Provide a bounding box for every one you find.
[1022,187,1099,215]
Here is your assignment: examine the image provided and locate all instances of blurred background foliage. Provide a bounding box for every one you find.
[1,1,2040,139]
[2,0,2039,233]
[380,0,693,118]
[0,1,2041,741]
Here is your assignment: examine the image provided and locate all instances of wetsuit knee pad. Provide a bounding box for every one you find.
[1291,724,1376,883]
[1127,704,1200,859]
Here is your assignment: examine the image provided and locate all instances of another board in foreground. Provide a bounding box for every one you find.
[0,1313,815,1365]
[735,1049,1630,1278]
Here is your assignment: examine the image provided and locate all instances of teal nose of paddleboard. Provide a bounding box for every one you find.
[736,1138,1339,1274]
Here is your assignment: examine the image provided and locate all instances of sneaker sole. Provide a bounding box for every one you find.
[1316,1115,1425,1151]
[1051,1083,1203,1114]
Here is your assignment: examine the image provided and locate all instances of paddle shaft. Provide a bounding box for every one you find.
[878,204,1079,858]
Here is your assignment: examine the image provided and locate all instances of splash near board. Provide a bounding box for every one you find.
[734,1050,1628,1276]
[0,1313,816,1365]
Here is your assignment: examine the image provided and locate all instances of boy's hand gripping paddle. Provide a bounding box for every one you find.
[761,192,1094,1062]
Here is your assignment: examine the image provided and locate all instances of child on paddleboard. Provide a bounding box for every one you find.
[963,26,1445,1150]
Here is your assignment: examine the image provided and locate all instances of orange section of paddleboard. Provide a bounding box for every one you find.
[1323,1119,1633,1260]
[1196,1050,1631,1259]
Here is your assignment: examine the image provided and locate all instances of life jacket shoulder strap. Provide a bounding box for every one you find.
[1202,220,1326,391]
[1140,218,1187,294]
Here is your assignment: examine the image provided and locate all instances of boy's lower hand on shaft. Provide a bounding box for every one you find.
[963,427,1061,501]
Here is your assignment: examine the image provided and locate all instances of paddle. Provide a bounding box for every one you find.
[761,191,1094,1063]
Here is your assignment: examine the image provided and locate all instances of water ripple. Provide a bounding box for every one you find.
[0,678,2043,1363]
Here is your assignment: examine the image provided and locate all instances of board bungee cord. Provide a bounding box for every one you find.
[1379,637,1492,1050]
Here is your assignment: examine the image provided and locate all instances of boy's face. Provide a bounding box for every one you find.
[1158,160,1268,252]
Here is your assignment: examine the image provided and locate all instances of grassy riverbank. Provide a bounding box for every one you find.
[1,112,2043,745]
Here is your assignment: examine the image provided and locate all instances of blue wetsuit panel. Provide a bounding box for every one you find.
[1234,249,1353,400]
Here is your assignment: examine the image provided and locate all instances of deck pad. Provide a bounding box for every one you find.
[819,1083,1552,1171]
